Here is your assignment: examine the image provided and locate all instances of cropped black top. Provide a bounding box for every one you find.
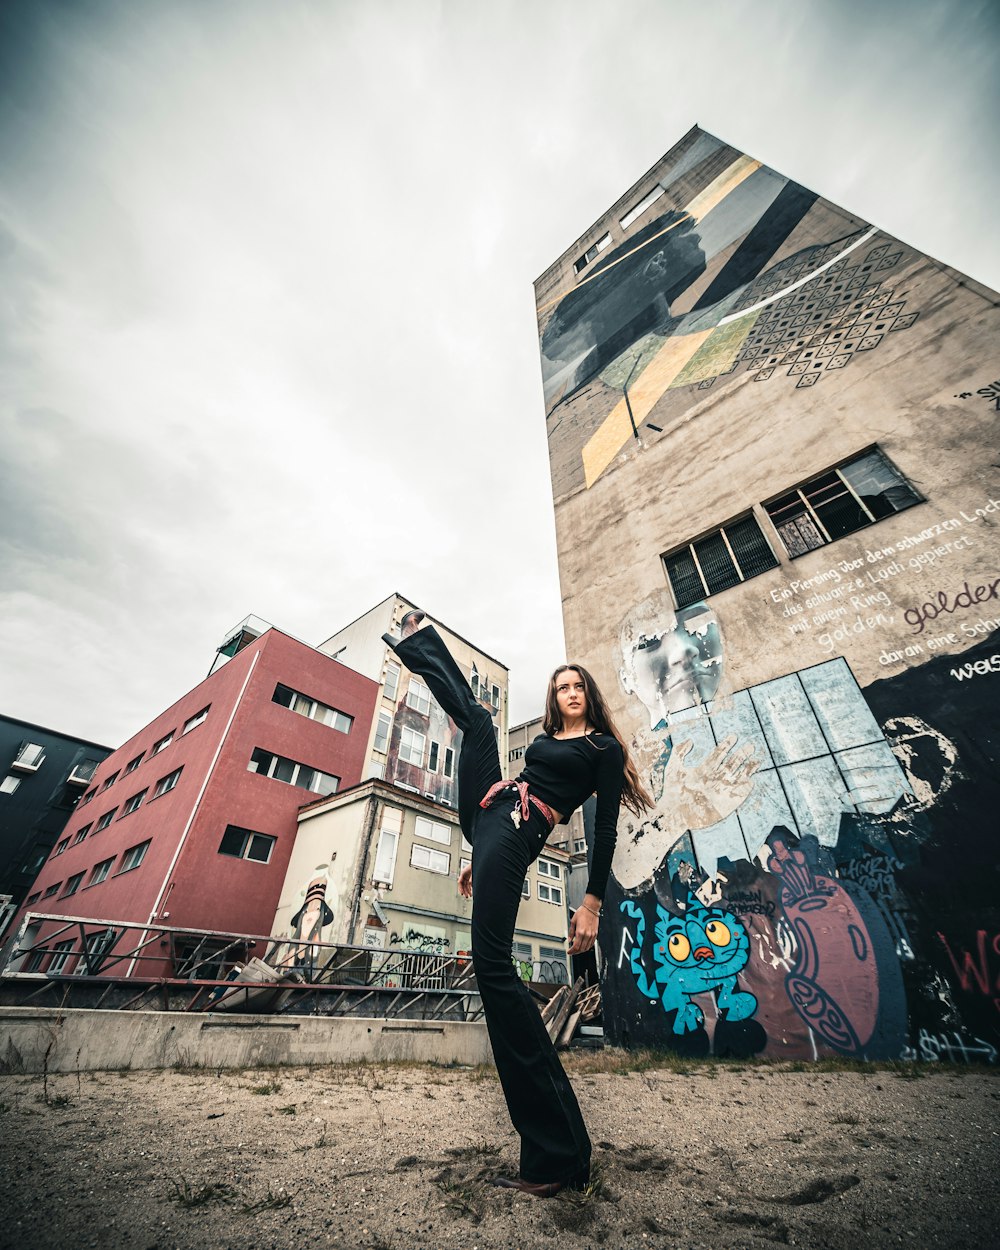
[516,731,624,901]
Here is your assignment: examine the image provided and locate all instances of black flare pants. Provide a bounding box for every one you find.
[387,624,591,1186]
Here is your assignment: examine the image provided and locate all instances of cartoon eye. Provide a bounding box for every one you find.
[705,920,731,947]
[667,933,691,962]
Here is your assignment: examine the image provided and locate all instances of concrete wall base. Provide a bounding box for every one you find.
[0,1007,493,1074]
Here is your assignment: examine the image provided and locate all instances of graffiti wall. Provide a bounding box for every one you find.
[537,127,1000,1062]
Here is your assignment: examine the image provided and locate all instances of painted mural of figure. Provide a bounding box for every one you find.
[766,832,906,1058]
[620,892,757,1035]
[612,590,759,891]
[269,872,335,973]
[382,610,652,1198]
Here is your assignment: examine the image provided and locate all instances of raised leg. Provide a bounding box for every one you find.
[384,624,502,842]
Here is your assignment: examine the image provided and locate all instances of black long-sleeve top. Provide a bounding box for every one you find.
[516,731,624,901]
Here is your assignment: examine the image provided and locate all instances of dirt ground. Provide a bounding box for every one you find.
[1,1052,998,1250]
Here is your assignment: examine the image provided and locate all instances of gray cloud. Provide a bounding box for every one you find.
[1,0,998,745]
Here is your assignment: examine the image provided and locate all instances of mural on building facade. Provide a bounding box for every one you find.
[538,131,923,495]
[386,671,500,808]
[268,862,342,972]
[598,585,1000,1062]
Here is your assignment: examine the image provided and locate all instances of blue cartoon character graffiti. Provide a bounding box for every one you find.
[620,894,757,1034]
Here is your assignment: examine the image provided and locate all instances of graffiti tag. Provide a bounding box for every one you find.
[937,929,1000,1011]
[901,1029,997,1065]
[390,928,450,953]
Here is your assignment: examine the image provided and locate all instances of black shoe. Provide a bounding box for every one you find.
[489,1175,564,1198]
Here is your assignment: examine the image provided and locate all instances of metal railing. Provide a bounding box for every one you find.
[0,912,482,1020]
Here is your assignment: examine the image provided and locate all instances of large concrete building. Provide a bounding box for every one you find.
[534,126,1000,1062]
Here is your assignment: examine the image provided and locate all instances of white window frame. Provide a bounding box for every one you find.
[117,840,150,873]
[151,732,174,755]
[521,878,530,899]
[100,771,119,792]
[443,747,454,778]
[153,768,182,798]
[373,826,400,886]
[373,710,392,754]
[538,881,563,905]
[414,816,451,846]
[63,872,84,897]
[427,741,440,772]
[406,678,433,716]
[13,742,46,772]
[48,940,76,974]
[538,859,561,880]
[398,727,426,767]
[124,753,144,775]
[121,789,146,816]
[410,843,450,875]
[89,857,114,885]
[218,825,275,863]
[94,808,117,831]
[383,661,401,702]
[182,706,209,735]
[0,776,20,795]
[53,838,69,856]
[73,825,91,845]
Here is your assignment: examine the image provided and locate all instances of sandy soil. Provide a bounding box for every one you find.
[1,1053,998,1250]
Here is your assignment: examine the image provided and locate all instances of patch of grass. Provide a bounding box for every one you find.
[168,1179,235,1208]
[832,1112,861,1126]
[434,1176,484,1223]
[249,1081,282,1095]
[37,1092,72,1108]
[243,1187,293,1212]
[444,1141,501,1160]
[276,1104,297,1115]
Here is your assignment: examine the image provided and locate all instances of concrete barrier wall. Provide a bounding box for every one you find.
[0,1007,493,1074]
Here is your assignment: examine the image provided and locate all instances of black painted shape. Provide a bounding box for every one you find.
[692,182,819,312]
[713,1016,768,1058]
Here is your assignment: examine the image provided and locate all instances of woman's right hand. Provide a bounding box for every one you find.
[458,864,473,898]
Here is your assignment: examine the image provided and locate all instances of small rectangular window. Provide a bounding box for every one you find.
[427,741,440,772]
[152,768,182,798]
[521,878,530,899]
[43,882,61,898]
[100,771,120,792]
[94,808,117,832]
[121,789,146,816]
[124,753,144,775]
[80,787,96,805]
[538,881,563,905]
[573,231,613,273]
[63,872,84,897]
[373,710,392,754]
[25,892,40,906]
[383,661,401,702]
[48,940,75,974]
[414,816,452,846]
[406,678,432,716]
[53,838,69,856]
[620,186,665,230]
[247,748,337,795]
[764,446,921,558]
[491,684,500,710]
[151,732,174,755]
[410,843,450,875]
[373,825,400,885]
[217,824,275,863]
[272,684,351,733]
[443,748,454,778]
[12,742,46,772]
[182,706,209,735]
[1,775,20,795]
[398,727,426,766]
[73,824,91,845]
[89,858,115,885]
[537,859,561,880]
[664,513,779,608]
[117,840,150,873]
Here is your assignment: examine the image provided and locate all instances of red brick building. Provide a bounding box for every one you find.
[7,626,378,977]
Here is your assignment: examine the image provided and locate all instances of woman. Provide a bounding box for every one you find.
[383,610,651,1197]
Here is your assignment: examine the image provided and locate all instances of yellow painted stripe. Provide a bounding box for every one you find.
[684,155,762,221]
[581,330,711,488]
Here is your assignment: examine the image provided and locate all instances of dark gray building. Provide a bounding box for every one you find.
[0,715,111,934]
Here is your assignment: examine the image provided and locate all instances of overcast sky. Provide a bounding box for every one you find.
[2,0,998,746]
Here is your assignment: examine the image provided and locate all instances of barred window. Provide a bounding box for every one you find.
[664,514,778,608]
[765,447,921,558]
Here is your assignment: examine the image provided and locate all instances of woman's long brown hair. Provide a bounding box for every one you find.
[544,664,653,818]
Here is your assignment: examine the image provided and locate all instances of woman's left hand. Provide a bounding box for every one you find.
[567,899,600,956]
